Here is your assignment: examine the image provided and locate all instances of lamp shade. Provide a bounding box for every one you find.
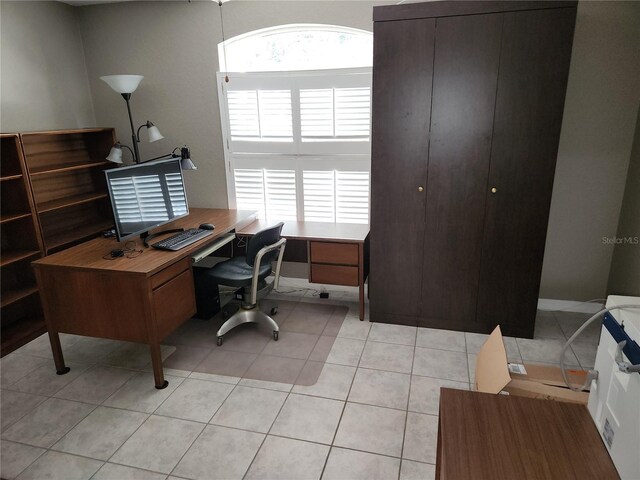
[146,123,164,143]
[180,146,197,170]
[181,157,197,171]
[106,143,123,164]
[100,75,144,94]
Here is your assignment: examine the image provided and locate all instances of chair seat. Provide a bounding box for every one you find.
[205,256,272,287]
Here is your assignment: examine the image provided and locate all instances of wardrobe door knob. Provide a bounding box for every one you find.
[491,187,497,194]
[418,186,424,192]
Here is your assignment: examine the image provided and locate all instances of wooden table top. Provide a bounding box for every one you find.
[438,388,618,480]
[237,220,369,243]
[32,208,257,276]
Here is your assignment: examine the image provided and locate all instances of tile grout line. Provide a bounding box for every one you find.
[11,401,102,479]
[318,310,370,480]
[397,325,419,479]
[3,294,334,479]
[239,290,304,480]
[91,374,191,474]
[240,374,294,479]
[3,442,48,480]
[6,296,587,478]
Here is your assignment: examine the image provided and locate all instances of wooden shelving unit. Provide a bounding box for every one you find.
[21,128,116,255]
[30,160,112,176]
[1,133,46,354]
[38,192,109,214]
[1,128,117,355]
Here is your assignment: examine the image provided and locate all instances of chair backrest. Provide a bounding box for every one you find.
[246,222,284,267]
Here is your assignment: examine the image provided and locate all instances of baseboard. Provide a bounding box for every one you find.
[537,298,604,314]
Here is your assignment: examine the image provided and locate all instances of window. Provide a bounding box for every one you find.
[219,24,372,72]
[218,25,372,224]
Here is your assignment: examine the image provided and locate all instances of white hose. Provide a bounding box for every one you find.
[560,304,640,391]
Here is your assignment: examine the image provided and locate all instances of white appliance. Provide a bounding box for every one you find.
[588,295,640,479]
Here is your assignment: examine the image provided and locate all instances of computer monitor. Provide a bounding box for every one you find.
[105,158,189,242]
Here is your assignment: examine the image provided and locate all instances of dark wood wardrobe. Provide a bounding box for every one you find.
[369,1,577,338]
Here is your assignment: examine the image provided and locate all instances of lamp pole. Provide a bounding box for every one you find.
[121,93,141,164]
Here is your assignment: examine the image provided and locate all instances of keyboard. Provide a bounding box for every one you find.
[151,228,214,251]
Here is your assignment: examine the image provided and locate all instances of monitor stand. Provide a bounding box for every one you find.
[141,228,185,248]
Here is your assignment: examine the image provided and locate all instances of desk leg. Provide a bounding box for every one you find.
[436,414,442,479]
[49,331,69,375]
[358,243,365,321]
[149,342,168,389]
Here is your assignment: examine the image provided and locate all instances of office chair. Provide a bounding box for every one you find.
[205,222,286,346]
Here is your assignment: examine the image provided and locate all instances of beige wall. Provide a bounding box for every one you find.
[607,107,640,296]
[539,1,640,300]
[77,1,381,209]
[0,1,95,132]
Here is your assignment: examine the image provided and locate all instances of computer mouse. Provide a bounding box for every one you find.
[199,223,215,230]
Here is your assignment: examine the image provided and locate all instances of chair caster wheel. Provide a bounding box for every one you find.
[273,331,279,341]
[270,307,278,315]
[217,336,223,346]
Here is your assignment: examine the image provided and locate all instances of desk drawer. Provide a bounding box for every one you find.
[310,242,358,266]
[153,269,196,340]
[310,264,359,286]
[151,258,191,290]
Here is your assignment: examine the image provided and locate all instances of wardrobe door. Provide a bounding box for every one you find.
[419,13,503,331]
[477,8,576,338]
[370,18,435,323]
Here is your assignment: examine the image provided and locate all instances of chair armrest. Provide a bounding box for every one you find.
[251,238,287,304]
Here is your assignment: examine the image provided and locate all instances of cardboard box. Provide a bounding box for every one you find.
[475,326,590,404]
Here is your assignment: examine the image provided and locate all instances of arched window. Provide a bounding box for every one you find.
[218,25,372,224]
[218,24,373,72]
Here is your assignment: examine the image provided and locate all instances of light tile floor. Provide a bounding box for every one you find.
[0,281,599,480]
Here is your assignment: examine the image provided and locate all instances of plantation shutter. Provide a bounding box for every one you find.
[303,171,335,222]
[234,169,297,221]
[336,171,369,224]
[219,68,371,223]
[300,87,371,140]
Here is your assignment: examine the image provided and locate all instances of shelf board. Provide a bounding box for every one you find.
[45,219,113,252]
[30,161,111,177]
[1,285,38,308]
[0,174,23,182]
[38,192,109,214]
[1,315,46,357]
[0,250,42,267]
[0,212,33,224]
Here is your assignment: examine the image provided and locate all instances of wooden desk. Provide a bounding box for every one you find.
[237,221,370,320]
[436,388,619,479]
[32,208,256,388]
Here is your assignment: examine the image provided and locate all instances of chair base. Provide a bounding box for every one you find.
[216,307,279,346]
